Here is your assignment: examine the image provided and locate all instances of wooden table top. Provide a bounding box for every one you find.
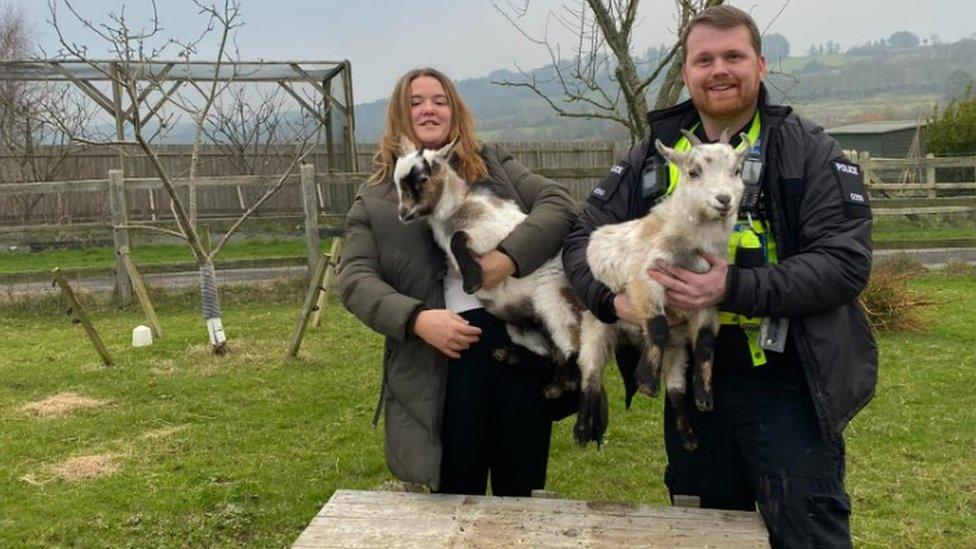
[293,489,769,548]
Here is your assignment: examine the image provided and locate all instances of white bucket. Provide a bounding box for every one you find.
[132,325,153,347]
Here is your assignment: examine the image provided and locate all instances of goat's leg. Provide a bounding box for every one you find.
[531,282,585,398]
[574,313,614,447]
[449,231,483,294]
[495,324,550,365]
[627,272,667,397]
[689,310,720,412]
[664,345,697,451]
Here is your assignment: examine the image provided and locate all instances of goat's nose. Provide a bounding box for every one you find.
[716,194,732,206]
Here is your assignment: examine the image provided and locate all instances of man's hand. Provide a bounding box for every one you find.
[477,250,516,290]
[648,252,729,309]
[413,309,482,359]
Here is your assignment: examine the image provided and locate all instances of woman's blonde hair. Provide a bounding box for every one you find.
[369,67,488,184]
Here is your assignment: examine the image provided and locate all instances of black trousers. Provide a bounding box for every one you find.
[664,364,852,549]
[437,308,553,497]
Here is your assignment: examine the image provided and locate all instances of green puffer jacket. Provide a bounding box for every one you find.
[337,143,579,490]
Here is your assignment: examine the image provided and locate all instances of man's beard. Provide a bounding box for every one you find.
[692,82,758,121]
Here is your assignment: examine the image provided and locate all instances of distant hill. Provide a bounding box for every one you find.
[356,38,976,142]
[355,67,634,143]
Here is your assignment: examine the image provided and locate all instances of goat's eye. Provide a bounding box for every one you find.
[688,170,700,179]
[733,168,741,176]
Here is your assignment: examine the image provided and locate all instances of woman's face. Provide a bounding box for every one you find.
[409,75,453,149]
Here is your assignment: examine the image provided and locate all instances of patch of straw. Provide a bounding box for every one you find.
[860,263,934,333]
[140,425,187,440]
[21,392,107,418]
[53,453,119,482]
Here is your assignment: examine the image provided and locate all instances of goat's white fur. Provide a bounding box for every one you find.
[579,132,749,449]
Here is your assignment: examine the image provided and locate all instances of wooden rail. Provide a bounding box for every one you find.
[2,157,973,231]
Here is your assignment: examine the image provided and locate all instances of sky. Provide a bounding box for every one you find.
[9,0,976,103]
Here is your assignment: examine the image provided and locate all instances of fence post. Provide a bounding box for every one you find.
[301,163,321,273]
[119,246,163,340]
[108,169,132,307]
[312,235,343,328]
[924,153,937,198]
[52,268,113,367]
[859,151,873,191]
[286,252,330,358]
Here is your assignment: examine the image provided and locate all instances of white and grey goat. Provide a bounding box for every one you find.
[393,138,583,398]
[576,131,749,450]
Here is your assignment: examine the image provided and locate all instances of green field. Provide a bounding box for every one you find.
[1,270,974,546]
[0,239,314,275]
[0,216,971,278]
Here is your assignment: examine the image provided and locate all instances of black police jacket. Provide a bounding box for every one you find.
[562,85,878,441]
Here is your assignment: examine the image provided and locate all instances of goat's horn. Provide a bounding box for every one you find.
[738,132,752,150]
[680,129,702,147]
[718,128,731,144]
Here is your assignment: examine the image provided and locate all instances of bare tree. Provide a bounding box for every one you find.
[42,0,323,354]
[493,0,724,143]
[0,5,95,222]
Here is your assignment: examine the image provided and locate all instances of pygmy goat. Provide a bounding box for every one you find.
[576,131,749,450]
[393,137,583,399]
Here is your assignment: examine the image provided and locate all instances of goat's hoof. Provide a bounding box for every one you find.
[492,347,519,365]
[678,426,698,452]
[635,351,661,397]
[693,378,713,411]
[694,393,713,412]
[637,382,659,398]
[573,386,608,448]
[463,282,482,294]
[544,383,564,400]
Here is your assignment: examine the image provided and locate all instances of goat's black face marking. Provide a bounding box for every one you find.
[401,155,431,202]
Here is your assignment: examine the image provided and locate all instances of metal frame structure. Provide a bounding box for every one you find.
[0,59,357,171]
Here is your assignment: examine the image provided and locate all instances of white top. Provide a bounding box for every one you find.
[443,264,483,313]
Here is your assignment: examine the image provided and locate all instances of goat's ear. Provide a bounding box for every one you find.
[736,133,752,164]
[654,139,683,167]
[397,135,417,156]
[432,138,458,162]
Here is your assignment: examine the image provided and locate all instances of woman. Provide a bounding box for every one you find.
[337,68,579,496]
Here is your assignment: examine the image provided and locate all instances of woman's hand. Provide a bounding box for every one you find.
[477,250,517,290]
[613,292,642,325]
[413,309,482,359]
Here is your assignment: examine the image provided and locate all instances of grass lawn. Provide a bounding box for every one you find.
[1,214,973,276]
[871,215,976,243]
[0,238,326,275]
[1,271,975,546]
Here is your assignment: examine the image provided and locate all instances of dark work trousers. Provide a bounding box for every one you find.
[437,308,554,497]
[664,362,852,549]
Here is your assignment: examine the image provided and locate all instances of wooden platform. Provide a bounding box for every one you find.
[292,489,769,548]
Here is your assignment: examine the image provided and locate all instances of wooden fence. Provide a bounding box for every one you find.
[2,145,975,229]
[0,141,615,225]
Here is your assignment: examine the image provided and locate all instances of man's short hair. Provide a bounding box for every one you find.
[682,5,762,60]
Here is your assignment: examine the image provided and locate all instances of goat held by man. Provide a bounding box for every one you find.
[577,131,749,450]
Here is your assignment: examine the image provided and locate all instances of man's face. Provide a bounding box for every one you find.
[682,24,766,121]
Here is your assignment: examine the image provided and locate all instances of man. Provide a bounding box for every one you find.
[563,5,877,547]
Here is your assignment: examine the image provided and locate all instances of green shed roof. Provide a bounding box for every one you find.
[827,120,927,135]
